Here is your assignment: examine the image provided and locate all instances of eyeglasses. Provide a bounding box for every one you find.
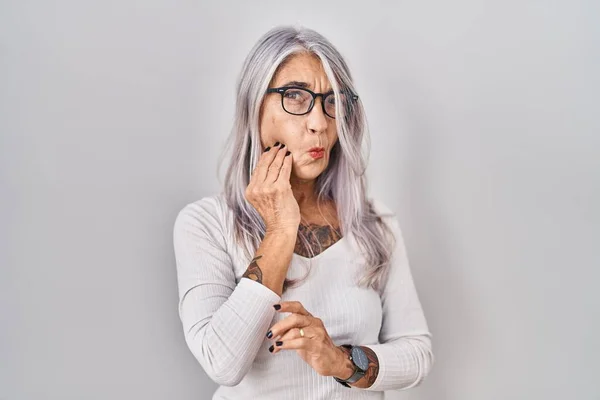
[265,86,359,119]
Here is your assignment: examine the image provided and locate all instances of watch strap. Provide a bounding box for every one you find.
[333,345,366,387]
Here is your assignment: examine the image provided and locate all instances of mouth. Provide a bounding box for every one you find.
[308,147,325,159]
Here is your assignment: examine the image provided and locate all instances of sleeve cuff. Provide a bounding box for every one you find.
[362,343,388,391]
[361,332,433,392]
[237,277,282,303]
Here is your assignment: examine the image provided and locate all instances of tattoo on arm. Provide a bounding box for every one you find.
[339,345,380,388]
[242,255,263,284]
[360,346,380,387]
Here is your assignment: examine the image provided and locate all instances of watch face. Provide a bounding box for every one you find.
[351,347,369,371]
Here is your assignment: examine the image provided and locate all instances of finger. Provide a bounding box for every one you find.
[274,326,312,343]
[270,327,305,354]
[268,313,312,340]
[250,142,281,184]
[275,301,313,317]
[274,337,312,352]
[276,150,293,183]
[264,144,287,183]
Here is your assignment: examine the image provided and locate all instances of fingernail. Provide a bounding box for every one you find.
[279,143,285,148]
[276,341,283,346]
[269,345,274,353]
[273,304,281,310]
[274,142,280,147]
[264,146,271,152]
[285,151,291,156]
[266,330,273,339]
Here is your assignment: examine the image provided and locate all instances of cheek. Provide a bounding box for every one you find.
[328,127,339,147]
[265,113,301,145]
[260,103,280,143]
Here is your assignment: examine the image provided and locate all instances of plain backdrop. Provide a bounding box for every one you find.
[1,1,599,399]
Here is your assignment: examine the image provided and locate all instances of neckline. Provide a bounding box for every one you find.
[292,234,348,262]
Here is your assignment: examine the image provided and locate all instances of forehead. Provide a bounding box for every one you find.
[271,52,332,90]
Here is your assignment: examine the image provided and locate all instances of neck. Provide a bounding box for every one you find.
[290,176,318,209]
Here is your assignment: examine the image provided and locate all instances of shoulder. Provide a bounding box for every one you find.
[367,196,397,220]
[173,193,229,238]
[366,196,404,240]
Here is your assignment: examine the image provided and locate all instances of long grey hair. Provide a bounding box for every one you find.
[219,25,395,294]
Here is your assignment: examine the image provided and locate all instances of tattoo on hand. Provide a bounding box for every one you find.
[242,255,263,284]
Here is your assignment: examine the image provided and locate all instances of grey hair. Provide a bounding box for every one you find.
[218,25,395,294]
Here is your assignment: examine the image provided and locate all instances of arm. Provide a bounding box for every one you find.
[173,198,296,386]
[241,224,297,297]
[334,201,434,391]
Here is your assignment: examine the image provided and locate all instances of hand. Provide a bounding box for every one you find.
[266,301,352,379]
[245,142,300,233]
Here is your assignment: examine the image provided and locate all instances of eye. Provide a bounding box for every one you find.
[283,89,305,101]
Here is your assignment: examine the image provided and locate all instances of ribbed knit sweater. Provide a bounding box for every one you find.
[173,193,433,399]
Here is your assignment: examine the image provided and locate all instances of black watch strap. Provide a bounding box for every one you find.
[333,376,352,388]
[333,345,366,387]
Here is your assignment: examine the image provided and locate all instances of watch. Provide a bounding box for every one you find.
[333,344,369,388]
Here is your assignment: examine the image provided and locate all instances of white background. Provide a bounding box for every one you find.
[1,1,598,399]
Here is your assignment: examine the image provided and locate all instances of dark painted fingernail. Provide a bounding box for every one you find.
[273,304,281,310]
[274,142,280,147]
[269,345,274,353]
[266,330,273,339]
[279,143,285,148]
[264,146,271,152]
[276,341,283,346]
[285,151,291,156]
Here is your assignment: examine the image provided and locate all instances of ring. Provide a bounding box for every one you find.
[299,328,305,337]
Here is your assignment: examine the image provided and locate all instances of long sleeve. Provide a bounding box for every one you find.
[173,197,281,386]
[362,200,434,391]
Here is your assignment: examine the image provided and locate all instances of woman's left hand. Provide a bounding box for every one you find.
[266,301,349,378]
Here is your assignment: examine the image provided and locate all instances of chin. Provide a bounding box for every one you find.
[293,164,327,181]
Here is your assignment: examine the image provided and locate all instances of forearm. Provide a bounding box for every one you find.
[362,335,433,391]
[332,345,380,389]
[182,278,280,386]
[332,335,433,391]
[182,229,296,384]
[242,228,297,296]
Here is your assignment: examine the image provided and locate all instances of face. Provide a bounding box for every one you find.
[259,52,338,182]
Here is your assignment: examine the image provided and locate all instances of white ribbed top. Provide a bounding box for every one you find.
[173,193,433,399]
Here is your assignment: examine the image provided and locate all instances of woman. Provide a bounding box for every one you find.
[173,26,433,399]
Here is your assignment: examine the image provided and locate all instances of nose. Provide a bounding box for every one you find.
[306,96,329,134]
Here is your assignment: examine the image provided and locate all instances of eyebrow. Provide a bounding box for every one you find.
[279,80,334,93]
[280,80,310,88]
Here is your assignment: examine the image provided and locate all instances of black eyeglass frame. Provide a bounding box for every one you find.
[265,86,359,119]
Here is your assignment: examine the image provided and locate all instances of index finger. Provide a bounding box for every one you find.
[268,313,312,340]
[251,144,282,183]
[275,300,312,316]
[275,151,293,184]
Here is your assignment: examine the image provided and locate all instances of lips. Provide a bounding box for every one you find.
[308,147,325,159]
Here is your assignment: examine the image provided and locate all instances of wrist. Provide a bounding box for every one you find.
[265,225,298,236]
[332,345,354,380]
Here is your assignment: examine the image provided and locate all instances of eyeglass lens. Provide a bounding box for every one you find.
[282,88,348,118]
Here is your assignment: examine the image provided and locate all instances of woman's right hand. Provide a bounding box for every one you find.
[245,142,301,233]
